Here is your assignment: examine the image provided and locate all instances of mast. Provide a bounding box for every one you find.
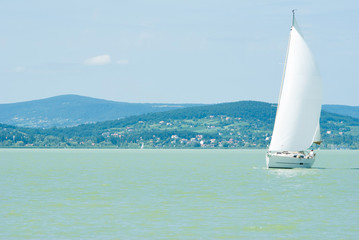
[292,9,295,26]
[270,10,294,149]
[278,10,295,104]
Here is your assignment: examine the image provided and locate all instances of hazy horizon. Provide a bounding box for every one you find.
[0,93,358,107]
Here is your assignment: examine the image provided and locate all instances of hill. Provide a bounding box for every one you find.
[1,101,358,149]
[0,95,201,128]
[0,95,358,129]
[322,105,359,119]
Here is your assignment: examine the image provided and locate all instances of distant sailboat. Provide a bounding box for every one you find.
[266,10,322,168]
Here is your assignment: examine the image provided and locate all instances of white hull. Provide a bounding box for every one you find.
[266,152,315,169]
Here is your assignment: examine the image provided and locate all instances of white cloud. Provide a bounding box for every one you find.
[84,54,111,65]
[117,59,129,65]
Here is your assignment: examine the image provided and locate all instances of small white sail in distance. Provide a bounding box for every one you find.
[269,16,322,152]
[313,122,322,145]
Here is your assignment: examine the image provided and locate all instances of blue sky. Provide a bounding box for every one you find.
[1,0,358,105]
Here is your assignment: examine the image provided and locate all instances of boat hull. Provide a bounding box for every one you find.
[266,152,315,169]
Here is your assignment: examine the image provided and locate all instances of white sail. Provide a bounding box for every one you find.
[313,122,322,144]
[269,18,322,152]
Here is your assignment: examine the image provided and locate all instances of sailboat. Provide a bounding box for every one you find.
[266,10,322,169]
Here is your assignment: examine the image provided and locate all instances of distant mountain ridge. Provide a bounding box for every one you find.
[322,105,359,119]
[0,94,358,128]
[0,95,202,128]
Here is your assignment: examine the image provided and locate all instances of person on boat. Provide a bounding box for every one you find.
[309,149,315,158]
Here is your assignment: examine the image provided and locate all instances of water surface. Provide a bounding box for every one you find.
[0,149,358,239]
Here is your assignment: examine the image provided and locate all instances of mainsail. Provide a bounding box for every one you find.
[269,15,322,152]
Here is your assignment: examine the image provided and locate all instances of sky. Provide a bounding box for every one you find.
[1,0,358,105]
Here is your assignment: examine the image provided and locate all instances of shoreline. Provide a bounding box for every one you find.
[0,147,356,151]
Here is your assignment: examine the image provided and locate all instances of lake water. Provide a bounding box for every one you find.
[0,149,358,239]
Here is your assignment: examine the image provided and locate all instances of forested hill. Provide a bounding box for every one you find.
[0,95,201,128]
[85,100,277,129]
[1,100,358,149]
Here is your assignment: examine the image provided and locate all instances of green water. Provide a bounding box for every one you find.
[1,149,358,239]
